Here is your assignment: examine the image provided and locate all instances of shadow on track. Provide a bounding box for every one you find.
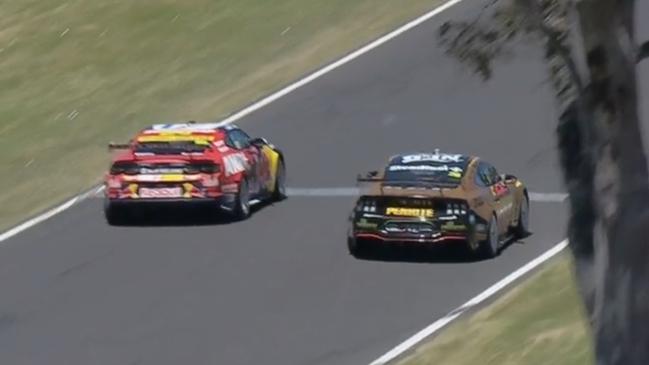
[105,200,281,227]
[351,233,534,264]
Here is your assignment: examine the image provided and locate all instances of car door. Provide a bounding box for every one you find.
[225,129,266,194]
[485,164,515,232]
[474,162,499,221]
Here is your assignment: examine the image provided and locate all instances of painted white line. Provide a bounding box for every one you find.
[368,239,570,365]
[0,0,464,244]
[528,192,569,202]
[212,0,465,127]
[0,186,102,243]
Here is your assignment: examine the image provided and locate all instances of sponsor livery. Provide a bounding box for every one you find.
[103,122,286,224]
[347,150,530,258]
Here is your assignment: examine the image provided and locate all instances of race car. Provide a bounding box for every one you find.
[103,121,286,224]
[347,150,530,258]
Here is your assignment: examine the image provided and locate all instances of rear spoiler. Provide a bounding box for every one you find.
[356,171,459,189]
[108,142,131,150]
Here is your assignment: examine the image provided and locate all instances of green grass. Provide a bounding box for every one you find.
[396,255,594,365]
[0,0,443,231]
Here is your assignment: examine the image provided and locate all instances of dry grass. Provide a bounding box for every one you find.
[397,255,594,365]
[0,0,443,230]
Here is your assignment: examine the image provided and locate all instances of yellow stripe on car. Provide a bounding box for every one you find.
[385,207,434,217]
[136,135,214,144]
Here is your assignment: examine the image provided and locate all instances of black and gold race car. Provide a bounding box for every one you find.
[347,151,530,258]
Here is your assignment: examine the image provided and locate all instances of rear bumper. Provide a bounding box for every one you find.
[105,195,235,209]
[353,232,468,244]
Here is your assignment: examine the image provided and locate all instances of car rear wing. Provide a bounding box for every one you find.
[356,172,459,189]
[108,142,131,150]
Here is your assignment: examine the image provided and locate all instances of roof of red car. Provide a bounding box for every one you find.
[111,122,234,162]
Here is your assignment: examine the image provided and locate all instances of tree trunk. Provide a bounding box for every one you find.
[567,0,649,363]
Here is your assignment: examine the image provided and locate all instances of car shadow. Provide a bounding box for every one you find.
[106,198,283,227]
[352,231,534,264]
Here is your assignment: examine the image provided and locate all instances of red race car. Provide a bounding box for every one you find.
[103,122,286,224]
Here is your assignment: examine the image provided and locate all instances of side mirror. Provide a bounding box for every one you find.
[250,137,269,147]
[503,174,517,182]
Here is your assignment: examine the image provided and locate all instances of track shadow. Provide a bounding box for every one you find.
[352,231,534,264]
[106,198,283,227]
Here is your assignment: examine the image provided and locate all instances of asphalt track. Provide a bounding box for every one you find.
[1,1,647,365]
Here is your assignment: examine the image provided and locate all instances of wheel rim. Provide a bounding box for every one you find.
[239,181,250,215]
[490,218,498,252]
[520,198,529,232]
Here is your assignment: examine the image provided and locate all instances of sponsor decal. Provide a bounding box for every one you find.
[139,187,183,198]
[448,170,462,179]
[385,207,434,217]
[139,167,184,174]
[222,153,249,176]
[388,165,449,171]
[401,153,464,164]
[491,182,509,197]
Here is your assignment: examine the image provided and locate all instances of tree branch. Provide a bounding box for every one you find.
[516,0,584,91]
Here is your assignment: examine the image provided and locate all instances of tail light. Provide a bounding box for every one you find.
[446,202,468,215]
[357,198,377,213]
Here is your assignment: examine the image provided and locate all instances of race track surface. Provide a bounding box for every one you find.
[1,1,647,364]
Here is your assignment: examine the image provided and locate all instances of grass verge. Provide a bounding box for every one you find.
[0,0,443,231]
[396,254,594,365]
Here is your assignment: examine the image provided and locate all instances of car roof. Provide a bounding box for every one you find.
[141,122,239,134]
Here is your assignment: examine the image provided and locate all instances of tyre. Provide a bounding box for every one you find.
[514,194,530,238]
[104,200,128,226]
[272,158,287,201]
[347,236,366,258]
[232,178,251,220]
[480,215,500,258]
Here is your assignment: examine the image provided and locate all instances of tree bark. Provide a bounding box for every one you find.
[572,0,649,363]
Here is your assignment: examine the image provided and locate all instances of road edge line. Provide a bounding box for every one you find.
[0,0,465,243]
[0,186,104,243]
[213,0,465,126]
[368,238,570,365]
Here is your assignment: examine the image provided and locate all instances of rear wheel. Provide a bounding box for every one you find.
[347,236,368,258]
[272,159,287,201]
[232,178,251,220]
[104,201,128,226]
[480,215,500,259]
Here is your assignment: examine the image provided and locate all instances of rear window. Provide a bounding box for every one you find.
[134,141,210,154]
[384,153,469,185]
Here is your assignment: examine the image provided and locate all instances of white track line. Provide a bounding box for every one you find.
[0,0,464,243]
[0,186,103,243]
[369,239,570,365]
[212,0,465,127]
